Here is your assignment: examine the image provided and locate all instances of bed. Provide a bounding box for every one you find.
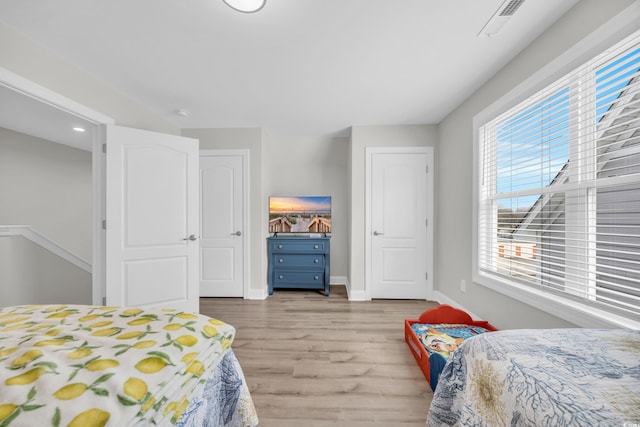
[0,304,258,427]
[426,328,640,426]
[404,305,497,391]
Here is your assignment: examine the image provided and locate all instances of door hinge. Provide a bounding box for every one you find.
[425,272,428,280]
[102,143,107,154]
[426,218,428,227]
[102,220,106,230]
[426,165,429,173]
[102,297,106,306]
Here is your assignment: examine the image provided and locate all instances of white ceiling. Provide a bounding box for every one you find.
[0,0,580,141]
[0,84,96,150]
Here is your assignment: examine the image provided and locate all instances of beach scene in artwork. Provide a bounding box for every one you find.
[269,196,332,233]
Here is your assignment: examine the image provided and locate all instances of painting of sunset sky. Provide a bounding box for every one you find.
[269,196,331,233]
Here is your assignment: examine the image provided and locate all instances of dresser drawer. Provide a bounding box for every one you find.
[272,270,325,287]
[272,254,325,268]
[270,240,327,253]
[267,237,330,296]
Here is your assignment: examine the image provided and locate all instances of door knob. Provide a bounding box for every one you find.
[183,235,198,241]
[231,231,242,236]
[373,231,384,236]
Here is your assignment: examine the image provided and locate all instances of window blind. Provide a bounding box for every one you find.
[478,30,640,321]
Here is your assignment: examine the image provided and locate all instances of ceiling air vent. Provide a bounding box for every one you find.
[478,0,526,37]
[499,0,525,16]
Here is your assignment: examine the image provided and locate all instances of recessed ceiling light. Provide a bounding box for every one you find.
[223,0,266,13]
[73,126,86,133]
[175,109,189,117]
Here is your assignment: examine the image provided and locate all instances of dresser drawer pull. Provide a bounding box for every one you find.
[314,259,319,263]
[278,244,283,249]
[278,258,284,263]
[313,244,319,249]
[314,275,320,280]
[278,275,284,279]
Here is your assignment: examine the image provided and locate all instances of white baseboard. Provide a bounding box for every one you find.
[347,289,368,301]
[246,287,268,300]
[246,277,368,301]
[342,277,368,301]
[330,276,369,299]
[330,275,347,286]
[432,291,483,320]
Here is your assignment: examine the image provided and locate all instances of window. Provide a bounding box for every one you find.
[477,30,640,323]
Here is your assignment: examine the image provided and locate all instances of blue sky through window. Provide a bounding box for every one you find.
[495,87,570,211]
[495,47,640,213]
[596,47,640,121]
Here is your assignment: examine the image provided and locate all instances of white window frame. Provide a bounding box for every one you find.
[472,5,640,329]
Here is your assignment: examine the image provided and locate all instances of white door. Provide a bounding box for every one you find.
[105,125,200,313]
[367,148,433,299]
[199,153,245,297]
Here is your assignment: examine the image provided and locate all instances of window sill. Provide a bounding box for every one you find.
[474,270,640,330]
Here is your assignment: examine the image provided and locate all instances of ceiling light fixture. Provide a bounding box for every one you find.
[223,0,266,13]
[72,126,86,133]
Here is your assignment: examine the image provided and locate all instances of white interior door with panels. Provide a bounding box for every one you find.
[199,151,247,297]
[366,147,433,299]
[0,67,202,310]
[105,125,200,313]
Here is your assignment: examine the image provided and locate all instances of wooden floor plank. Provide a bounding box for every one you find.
[199,286,437,426]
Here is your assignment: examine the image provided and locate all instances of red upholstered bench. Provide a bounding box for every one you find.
[404,304,497,391]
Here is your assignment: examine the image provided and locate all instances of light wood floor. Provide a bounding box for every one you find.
[199,286,437,427]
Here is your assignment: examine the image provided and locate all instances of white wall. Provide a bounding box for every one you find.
[4,1,633,318]
[183,128,350,296]
[435,0,636,329]
[0,21,181,306]
[349,125,437,298]
[263,131,349,283]
[0,235,91,307]
[0,21,178,135]
[0,128,93,305]
[0,237,9,303]
[0,128,92,261]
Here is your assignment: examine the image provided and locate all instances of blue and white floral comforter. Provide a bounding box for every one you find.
[427,328,640,427]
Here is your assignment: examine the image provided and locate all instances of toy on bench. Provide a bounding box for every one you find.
[404,304,497,391]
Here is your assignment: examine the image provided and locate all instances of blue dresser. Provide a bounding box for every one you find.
[267,236,330,296]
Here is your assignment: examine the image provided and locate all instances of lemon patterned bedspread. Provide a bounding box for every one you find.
[0,304,258,427]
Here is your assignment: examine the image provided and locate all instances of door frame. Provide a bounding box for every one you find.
[364,146,434,300]
[1,66,113,305]
[200,149,250,298]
